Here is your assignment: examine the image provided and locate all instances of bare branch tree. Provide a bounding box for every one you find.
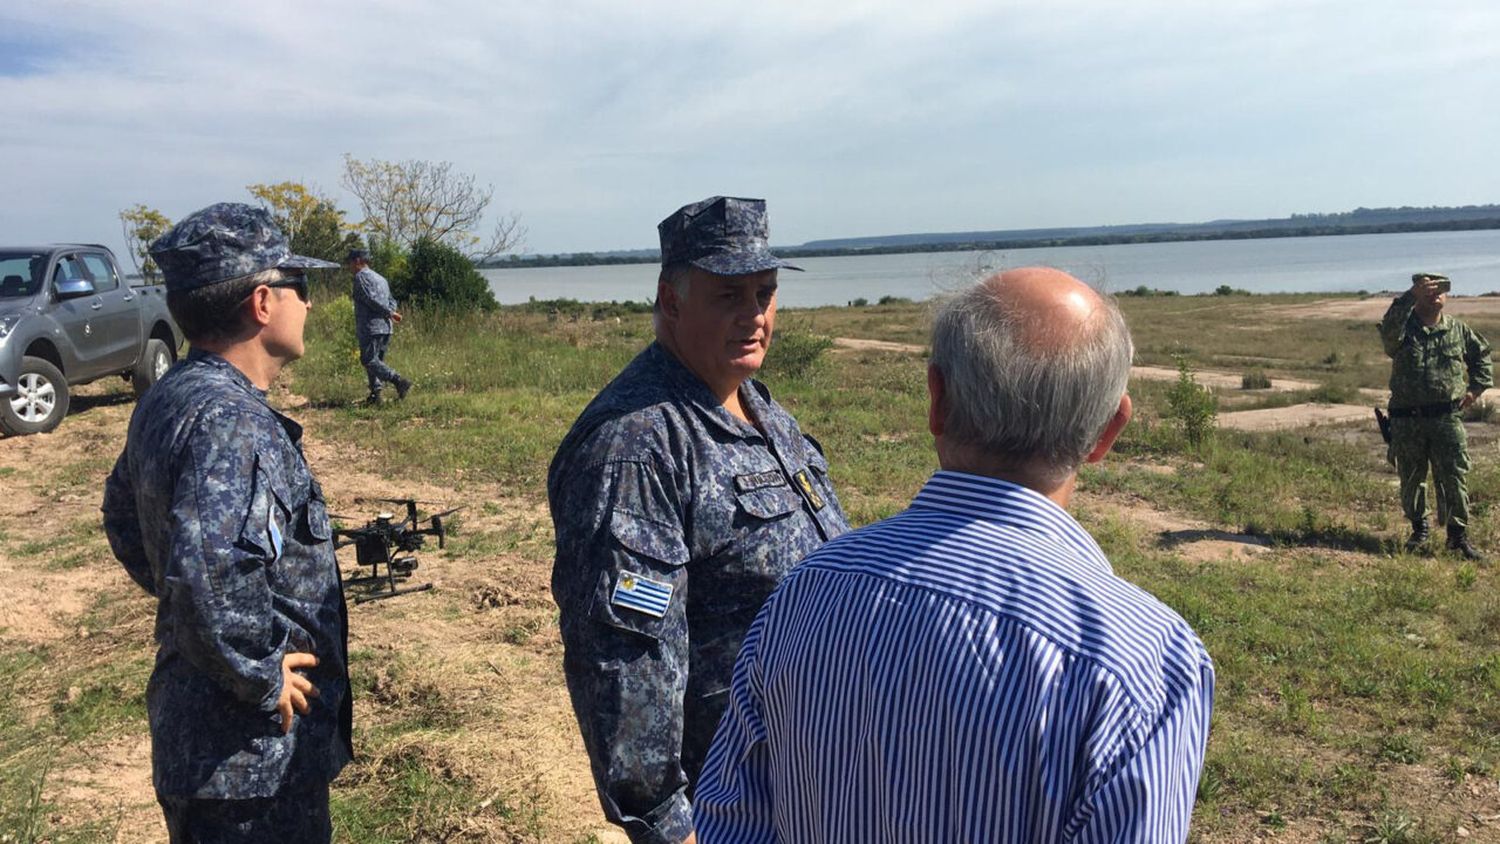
[340,155,526,261]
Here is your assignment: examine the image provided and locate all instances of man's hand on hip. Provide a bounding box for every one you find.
[278,652,320,734]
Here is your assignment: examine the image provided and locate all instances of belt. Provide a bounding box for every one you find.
[1388,399,1462,419]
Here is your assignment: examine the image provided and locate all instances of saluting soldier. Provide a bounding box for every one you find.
[548,196,850,844]
[1380,271,1493,559]
[102,203,352,842]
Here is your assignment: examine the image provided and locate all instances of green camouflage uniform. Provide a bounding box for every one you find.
[1379,290,1493,531]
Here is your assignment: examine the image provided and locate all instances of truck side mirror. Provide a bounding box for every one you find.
[54,278,96,300]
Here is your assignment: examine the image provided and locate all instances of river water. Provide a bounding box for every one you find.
[483,229,1500,308]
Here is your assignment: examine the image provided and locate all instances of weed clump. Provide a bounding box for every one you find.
[766,331,834,378]
[1242,369,1272,390]
[1166,356,1217,447]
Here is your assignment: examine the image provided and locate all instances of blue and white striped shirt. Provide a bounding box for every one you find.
[694,471,1215,843]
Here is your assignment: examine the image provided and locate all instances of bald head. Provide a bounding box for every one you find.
[929,266,1134,479]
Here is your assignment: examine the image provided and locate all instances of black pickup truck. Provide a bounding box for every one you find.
[0,245,183,436]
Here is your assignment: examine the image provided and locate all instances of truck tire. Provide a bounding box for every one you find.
[132,338,174,397]
[0,356,70,436]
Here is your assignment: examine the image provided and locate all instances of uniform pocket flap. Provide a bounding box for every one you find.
[737,484,803,520]
[236,457,291,561]
[609,509,690,567]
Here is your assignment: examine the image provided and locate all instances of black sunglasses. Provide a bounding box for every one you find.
[266,276,310,303]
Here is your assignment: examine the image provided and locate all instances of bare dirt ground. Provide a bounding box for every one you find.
[1270,295,1500,322]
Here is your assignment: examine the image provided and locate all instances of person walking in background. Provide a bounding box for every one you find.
[548,196,850,844]
[346,248,412,404]
[694,267,1215,843]
[1380,271,1492,559]
[102,203,352,843]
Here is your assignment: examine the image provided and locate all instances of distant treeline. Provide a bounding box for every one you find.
[483,204,1500,269]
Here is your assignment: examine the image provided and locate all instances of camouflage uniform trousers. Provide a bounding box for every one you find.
[358,333,403,395]
[1390,414,1472,530]
[158,780,330,843]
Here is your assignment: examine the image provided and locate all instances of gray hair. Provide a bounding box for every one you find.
[651,263,695,333]
[930,277,1133,473]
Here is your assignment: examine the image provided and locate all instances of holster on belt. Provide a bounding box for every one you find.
[1374,408,1391,444]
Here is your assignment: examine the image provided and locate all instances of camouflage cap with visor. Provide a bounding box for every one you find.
[1412,271,1450,284]
[658,196,802,276]
[150,202,338,292]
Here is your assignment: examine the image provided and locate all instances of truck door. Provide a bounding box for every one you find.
[80,252,141,372]
[49,254,107,378]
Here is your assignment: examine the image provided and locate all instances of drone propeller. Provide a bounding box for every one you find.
[427,506,464,520]
[354,496,446,507]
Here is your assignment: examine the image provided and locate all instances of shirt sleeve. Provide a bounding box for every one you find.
[101,448,154,596]
[162,417,291,714]
[354,270,395,318]
[1379,290,1416,358]
[553,456,695,844]
[691,605,776,843]
[1464,324,1493,395]
[1067,660,1216,844]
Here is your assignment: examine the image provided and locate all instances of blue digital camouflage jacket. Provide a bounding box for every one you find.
[353,266,397,338]
[102,349,352,799]
[548,342,849,844]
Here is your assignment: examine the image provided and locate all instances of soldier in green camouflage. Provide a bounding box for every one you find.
[1379,271,1493,559]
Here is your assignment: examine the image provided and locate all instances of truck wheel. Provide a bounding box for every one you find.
[0,356,70,436]
[132,338,174,397]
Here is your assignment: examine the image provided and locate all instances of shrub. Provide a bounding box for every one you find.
[398,237,498,311]
[877,295,912,306]
[1242,369,1272,390]
[1166,356,1217,446]
[849,298,869,308]
[765,330,834,378]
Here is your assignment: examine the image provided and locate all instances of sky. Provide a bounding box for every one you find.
[3,0,1498,262]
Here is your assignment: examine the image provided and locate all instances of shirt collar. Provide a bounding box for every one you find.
[911,470,1113,575]
[186,347,266,399]
[646,342,761,440]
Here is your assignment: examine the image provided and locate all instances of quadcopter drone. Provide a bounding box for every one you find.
[331,497,460,604]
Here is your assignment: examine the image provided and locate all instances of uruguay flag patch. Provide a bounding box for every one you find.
[611,572,674,618]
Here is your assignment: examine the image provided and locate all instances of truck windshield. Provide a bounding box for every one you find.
[0,253,45,299]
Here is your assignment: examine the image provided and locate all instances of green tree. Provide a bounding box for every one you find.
[246,182,362,262]
[118,205,172,283]
[399,237,498,311]
[340,155,524,260]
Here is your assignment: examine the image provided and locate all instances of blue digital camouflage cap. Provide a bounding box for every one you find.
[658,196,802,275]
[150,202,339,292]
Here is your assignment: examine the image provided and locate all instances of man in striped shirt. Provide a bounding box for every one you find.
[695,267,1215,842]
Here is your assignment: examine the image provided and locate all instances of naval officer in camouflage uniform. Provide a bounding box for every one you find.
[102,203,352,842]
[549,196,850,844]
[1380,271,1493,559]
[346,248,411,404]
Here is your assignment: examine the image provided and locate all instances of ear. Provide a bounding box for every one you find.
[244,284,275,329]
[927,363,947,438]
[1084,393,1133,464]
[657,279,682,321]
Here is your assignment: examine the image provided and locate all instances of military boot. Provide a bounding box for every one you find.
[363,391,382,406]
[1405,520,1430,553]
[395,377,413,400]
[1447,526,1484,561]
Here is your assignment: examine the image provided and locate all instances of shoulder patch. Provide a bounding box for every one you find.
[611,572,674,618]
